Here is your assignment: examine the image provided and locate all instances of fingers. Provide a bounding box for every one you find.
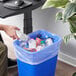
[4,25,20,40]
[13,26,20,40]
[14,34,19,40]
[10,32,19,40]
[13,32,19,40]
[14,26,20,30]
[12,35,19,40]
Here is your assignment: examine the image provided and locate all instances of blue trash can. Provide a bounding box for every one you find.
[13,30,61,76]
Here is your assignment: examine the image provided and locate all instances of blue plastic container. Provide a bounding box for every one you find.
[13,30,61,76]
[17,55,58,76]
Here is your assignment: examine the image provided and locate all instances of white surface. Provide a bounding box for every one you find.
[58,52,76,67]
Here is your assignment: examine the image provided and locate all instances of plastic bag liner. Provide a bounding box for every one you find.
[13,30,61,65]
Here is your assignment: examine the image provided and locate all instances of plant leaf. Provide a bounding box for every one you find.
[63,3,76,21]
[56,12,63,20]
[72,72,76,76]
[42,0,69,9]
[68,15,76,33]
[69,0,76,3]
[64,33,76,43]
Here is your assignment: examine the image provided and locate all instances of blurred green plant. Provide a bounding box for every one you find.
[72,72,76,76]
[42,0,76,43]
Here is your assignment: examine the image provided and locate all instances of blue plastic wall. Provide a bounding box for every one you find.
[17,55,58,76]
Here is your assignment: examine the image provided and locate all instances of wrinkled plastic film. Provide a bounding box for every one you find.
[14,43,60,65]
[16,30,29,41]
[13,30,61,65]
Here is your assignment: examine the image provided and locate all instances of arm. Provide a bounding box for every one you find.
[0,24,20,39]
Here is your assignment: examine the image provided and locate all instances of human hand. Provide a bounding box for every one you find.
[3,25,20,39]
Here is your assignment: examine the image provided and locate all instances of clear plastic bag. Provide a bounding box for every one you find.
[13,30,61,65]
